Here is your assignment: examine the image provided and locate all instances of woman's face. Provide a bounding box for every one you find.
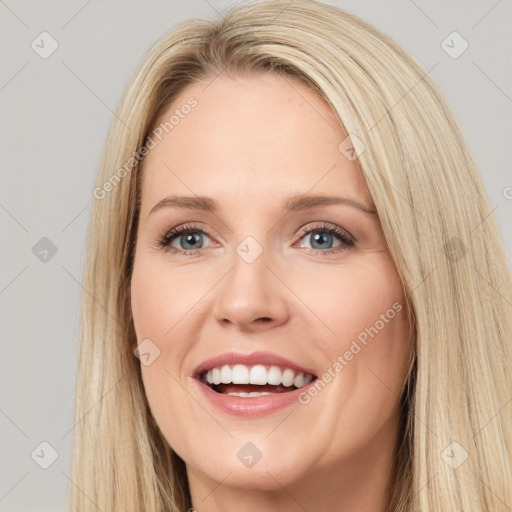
[131,72,411,503]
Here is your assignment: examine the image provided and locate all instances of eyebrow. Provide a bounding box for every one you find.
[148,194,377,218]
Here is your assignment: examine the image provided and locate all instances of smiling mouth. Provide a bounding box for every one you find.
[198,363,317,397]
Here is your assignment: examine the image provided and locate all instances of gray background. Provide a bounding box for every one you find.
[0,1,510,510]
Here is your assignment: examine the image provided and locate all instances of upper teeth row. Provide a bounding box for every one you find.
[203,364,314,388]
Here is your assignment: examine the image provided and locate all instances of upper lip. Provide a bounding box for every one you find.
[193,351,317,378]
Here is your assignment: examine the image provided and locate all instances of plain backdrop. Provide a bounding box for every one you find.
[0,1,511,510]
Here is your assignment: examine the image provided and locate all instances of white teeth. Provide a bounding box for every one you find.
[267,365,282,385]
[212,367,222,385]
[232,364,250,384]
[249,365,268,385]
[221,365,232,384]
[293,372,306,388]
[282,368,295,387]
[203,363,315,389]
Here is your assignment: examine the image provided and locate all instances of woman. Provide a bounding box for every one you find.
[70,1,512,510]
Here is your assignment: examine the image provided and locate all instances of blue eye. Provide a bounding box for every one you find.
[157,221,355,256]
[158,223,213,254]
[296,225,354,253]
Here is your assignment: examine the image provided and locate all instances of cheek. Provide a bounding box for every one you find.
[294,260,410,453]
[294,258,407,344]
[300,258,410,398]
[130,258,206,445]
[131,251,409,368]
[131,262,157,338]
[130,249,411,471]
[139,363,197,463]
[131,262,193,454]
[130,258,190,338]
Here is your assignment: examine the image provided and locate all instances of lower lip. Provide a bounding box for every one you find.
[192,378,315,418]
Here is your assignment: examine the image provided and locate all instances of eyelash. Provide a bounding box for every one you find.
[155,221,355,257]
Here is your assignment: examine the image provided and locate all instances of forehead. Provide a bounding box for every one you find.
[139,72,372,215]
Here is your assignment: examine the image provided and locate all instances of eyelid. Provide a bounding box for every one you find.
[158,222,214,249]
[157,220,356,255]
[296,221,356,243]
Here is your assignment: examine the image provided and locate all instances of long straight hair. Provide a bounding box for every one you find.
[69,1,512,510]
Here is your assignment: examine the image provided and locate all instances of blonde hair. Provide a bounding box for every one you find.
[69,1,512,510]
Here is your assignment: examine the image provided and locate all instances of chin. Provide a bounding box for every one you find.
[185,440,308,490]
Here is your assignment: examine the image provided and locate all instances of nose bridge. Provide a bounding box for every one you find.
[212,231,289,330]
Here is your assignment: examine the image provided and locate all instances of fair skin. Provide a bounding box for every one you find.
[130,72,411,512]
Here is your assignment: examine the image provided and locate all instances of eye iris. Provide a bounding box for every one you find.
[165,226,346,253]
[181,232,202,250]
[311,231,332,249]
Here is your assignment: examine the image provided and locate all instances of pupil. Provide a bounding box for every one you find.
[178,231,333,251]
[182,233,201,250]
[312,232,332,249]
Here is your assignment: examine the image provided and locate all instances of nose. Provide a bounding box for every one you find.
[212,247,290,333]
